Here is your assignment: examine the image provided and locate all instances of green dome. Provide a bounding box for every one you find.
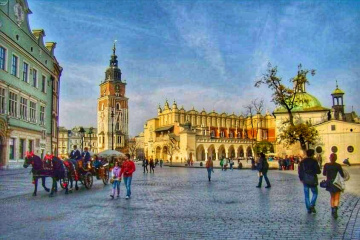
[274,92,328,113]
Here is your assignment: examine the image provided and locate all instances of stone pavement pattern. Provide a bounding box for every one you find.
[0,164,359,240]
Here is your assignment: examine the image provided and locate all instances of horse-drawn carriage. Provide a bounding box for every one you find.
[59,158,110,191]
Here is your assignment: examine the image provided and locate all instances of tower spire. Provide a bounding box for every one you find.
[113,40,117,55]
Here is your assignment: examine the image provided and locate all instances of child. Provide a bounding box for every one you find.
[110,161,121,199]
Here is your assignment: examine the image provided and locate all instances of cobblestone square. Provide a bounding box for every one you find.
[0,165,359,240]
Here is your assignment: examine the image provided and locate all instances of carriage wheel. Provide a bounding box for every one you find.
[59,178,69,189]
[102,168,110,185]
[84,172,93,189]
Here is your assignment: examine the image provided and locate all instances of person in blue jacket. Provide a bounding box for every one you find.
[69,145,81,160]
[81,147,91,168]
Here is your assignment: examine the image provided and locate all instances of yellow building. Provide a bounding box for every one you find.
[274,82,360,164]
[141,100,276,162]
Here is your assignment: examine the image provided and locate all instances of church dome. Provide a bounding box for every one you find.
[332,86,344,95]
[274,92,328,113]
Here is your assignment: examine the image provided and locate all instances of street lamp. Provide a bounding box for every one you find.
[79,127,85,152]
[67,130,72,156]
[88,127,94,151]
[111,108,115,150]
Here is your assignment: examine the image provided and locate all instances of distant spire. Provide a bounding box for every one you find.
[113,40,117,55]
[336,80,338,88]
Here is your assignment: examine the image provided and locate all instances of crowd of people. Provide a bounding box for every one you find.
[69,144,348,219]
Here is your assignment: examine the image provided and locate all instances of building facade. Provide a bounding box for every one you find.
[58,126,98,159]
[273,82,360,163]
[141,100,276,162]
[0,0,62,168]
[97,43,129,153]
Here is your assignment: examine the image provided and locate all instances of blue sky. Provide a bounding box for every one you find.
[27,0,360,136]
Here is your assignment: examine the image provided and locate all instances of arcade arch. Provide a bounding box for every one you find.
[196,145,205,161]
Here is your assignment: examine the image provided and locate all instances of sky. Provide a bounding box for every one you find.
[27,0,360,136]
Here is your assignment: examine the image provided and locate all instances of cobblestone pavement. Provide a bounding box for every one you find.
[0,165,359,240]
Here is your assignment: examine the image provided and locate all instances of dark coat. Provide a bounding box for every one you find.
[323,163,344,192]
[69,149,81,160]
[298,157,321,182]
[257,156,269,174]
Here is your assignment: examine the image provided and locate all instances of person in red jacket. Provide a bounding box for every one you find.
[119,153,136,199]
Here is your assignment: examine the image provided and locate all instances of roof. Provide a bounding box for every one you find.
[274,92,329,113]
[332,87,345,95]
[155,126,174,132]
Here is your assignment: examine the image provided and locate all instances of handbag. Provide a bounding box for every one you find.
[333,172,345,192]
[302,163,317,186]
[320,180,329,188]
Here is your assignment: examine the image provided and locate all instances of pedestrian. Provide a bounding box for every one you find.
[230,159,234,170]
[220,158,224,171]
[119,154,136,199]
[142,158,148,173]
[149,158,155,173]
[110,161,121,199]
[317,154,323,169]
[298,149,321,214]
[205,157,214,181]
[256,152,271,188]
[160,159,163,168]
[323,153,345,219]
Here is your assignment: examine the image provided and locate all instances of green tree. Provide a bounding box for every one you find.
[255,63,318,150]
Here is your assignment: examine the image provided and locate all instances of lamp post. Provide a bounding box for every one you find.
[67,130,72,156]
[79,127,85,152]
[111,108,115,150]
[88,127,94,151]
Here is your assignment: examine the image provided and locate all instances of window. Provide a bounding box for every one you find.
[30,101,36,122]
[9,92,17,117]
[28,139,34,152]
[32,69,37,88]
[40,105,45,125]
[19,139,25,159]
[0,46,6,70]
[0,87,5,114]
[20,97,28,120]
[331,125,336,131]
[23,62,29,82]
[9,138,15,160]
[117,136,121,144]
[347,146,354,153]
[11,55,18,76]
[41,75,46,93]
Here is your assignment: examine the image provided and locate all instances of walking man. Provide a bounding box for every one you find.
[298,149,321,214]
[149,158,155,173]
[256,152,271,188]
[119,154,136,199]
[142,158,148,173]
[205,157,214,181]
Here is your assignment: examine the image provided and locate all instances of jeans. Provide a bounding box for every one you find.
[207,168,213,180]
[304,184,318,210]
[111,180,120,196]
[123,177,132,197]
[258,172,271,187]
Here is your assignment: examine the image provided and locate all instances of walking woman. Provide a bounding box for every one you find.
[323,153,344,219]
[205,157,214,181]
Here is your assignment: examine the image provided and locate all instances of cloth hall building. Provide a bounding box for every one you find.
[141,100,276,162]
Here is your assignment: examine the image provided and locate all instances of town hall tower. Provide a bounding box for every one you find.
[97,43,129,152]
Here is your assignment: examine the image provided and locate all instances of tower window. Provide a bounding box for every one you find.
[331,125,336,131]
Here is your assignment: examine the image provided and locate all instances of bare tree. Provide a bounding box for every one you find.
[128,138,140,159]
[164,137,179,164]
[244,98,264,155]
[255,63,318,150]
